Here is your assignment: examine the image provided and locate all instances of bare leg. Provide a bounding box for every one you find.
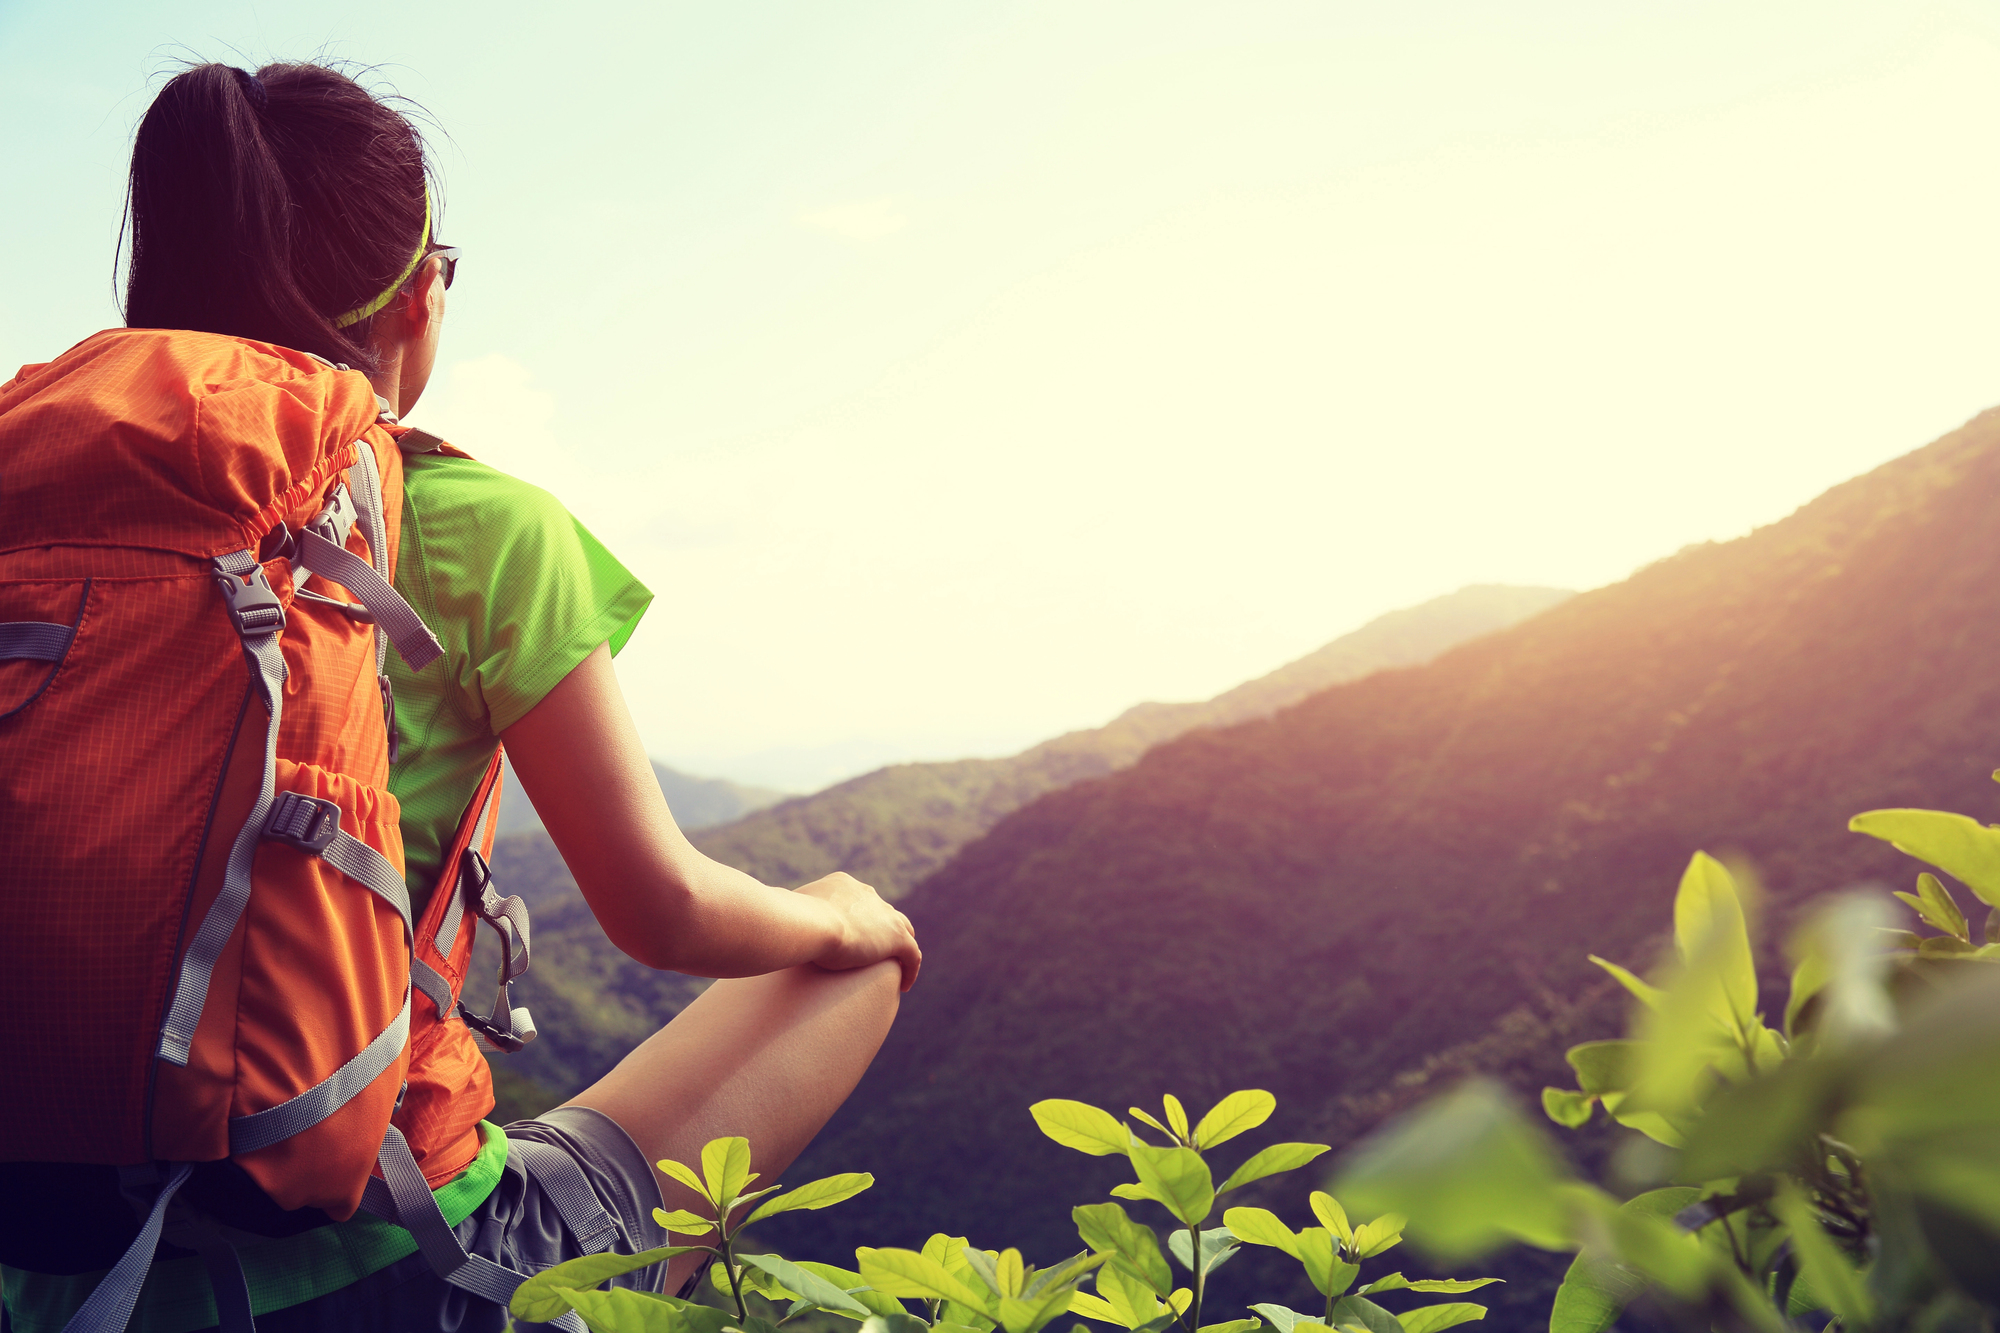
[566,960,902,1292]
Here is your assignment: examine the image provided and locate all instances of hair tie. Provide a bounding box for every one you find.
[237,69,268,112]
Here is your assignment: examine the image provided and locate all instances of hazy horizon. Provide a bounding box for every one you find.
[9,1,2000,781]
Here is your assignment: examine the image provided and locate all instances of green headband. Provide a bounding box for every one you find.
[332,192,433,329]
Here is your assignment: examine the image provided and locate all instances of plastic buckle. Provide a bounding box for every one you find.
[213,561,286,639]
[263,791,340,854]
[305,484,357,551]
[460,995,535,1053]
[379,674,398,765]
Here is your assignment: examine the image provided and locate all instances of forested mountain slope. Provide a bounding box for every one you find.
[756,410,2000,1325]
[690,584,1571,896]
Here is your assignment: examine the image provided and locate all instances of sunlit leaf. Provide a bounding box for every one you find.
[1128,1141,1215,1229]
[1396,1304,1485,1333]
[1199,1321,1262,1333]
[1096,1257,1167,1328]
[1249,1305,1309,1333]
[1406,1281,1499,1294]
[1308,1193,1352,1248]
[1070,1292,1124,1326]
[858,1249,992,1311]
[652,1207,718,1236]
[739,1253,872,1316]
[794,1262,910,1319]
[1586,957,1664,1011]
[1540,1089,1595,1129]
[510,1248,707,1322]
[658,1157,708,1199]
[700,1137,753,1209]
[1851,808,2000,907]
[1563,1043,1637,1097]
[1335,1080,1579,1260]
[1350,1215,1405,1259]
[1073,1203,1173,1296]
[1356,1274,1408,1295]
[1162,1095,1190,1142]
[1111,1182,1168,1207]
[1129,1108,1175,1140]
[1901,871,1970,940]
[1671,852,1758,1039]
[557,1286,691,1332]
[1215,1143,1330,1195]
[1193,1091,1275,1149]
[1033,1101,1132,1157]
[746,1173,874,1224]
[1220,1207,1298,1258]
[1296,1228,1356,1297]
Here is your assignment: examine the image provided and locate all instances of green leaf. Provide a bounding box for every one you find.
[1215,1143,1331,1195]
[1199,1321,1262,1333]
[658,1157,709,1199]
[1349,1215,1404,1260]
[511,1247,708,1322]
[1070,1293,1125,1326]
[1128,1108,1175,1140]
[1296,1228,1357,1297]
[1671,851,1758,1038]
[1162,1096,1190,1142]
[1327,1296,1402,1333]
[858,1249,993,1312]
[1540,1089,1595,1129]
[1095,1258,1170,1328]
[793,1262,910,1319]
[1852,809,2000,906]
[1405,1281,1499,1293]
[1395,1304,1485,1333]
[1167,1227,1238,1276]
[1334,1080,1578,1260]
[738,1253,873,1317]
[555,1286,690,1332]
[1128,1141,1215,1229]
[1073,1203,1173,1297]
[857,1317,935,1333]
[1193,1091,1275,1150]
[652,1207,718,1236]
[1032,1101,1132,1157]
[1307,1193,1352,1248]
[1110,1182,1168,1207]
[745,1173,874,1224]
[1249,1305,1309,1333]
[1903,871,1970,939]
[1769,1182,1873,1325]
[700,1137,754,1209]
[1586,956,1664,1011]
[1220,1207,1298,1258]
[1562,1043,1637,1097]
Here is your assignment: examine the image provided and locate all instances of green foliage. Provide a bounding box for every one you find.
[1330,809,2000,1332]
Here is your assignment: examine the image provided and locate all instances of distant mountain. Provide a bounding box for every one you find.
[481,585,1570,1113]
[756,411,2000,1329]
[493,756,787,837]
[690,585,1573,897]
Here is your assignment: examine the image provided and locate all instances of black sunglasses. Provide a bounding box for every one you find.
[426,245,462,290]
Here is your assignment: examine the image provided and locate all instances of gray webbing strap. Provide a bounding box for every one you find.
[508,1139,620,1254]
[228,989,411,1154]
[412,959,455,1020]
[434,860,468,956]
[186,1220,257,1333]
[321,828,413,942]
[372,1126,587,1332]
[295,529,441,672]
[158,555,287,1067]
[59,1162,193,1333]
[0,620,74,662]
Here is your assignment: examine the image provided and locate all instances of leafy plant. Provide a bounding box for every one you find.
[1329,789,2000,1332]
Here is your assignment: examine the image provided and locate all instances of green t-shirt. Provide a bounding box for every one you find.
[388,449,654,909]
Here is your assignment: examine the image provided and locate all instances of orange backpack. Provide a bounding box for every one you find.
[0,330,569,1332]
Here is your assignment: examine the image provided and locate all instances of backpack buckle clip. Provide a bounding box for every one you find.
[263,791,341,854]
[213,561,286,639]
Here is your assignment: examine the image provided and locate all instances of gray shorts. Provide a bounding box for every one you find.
[192,1105,674,1333]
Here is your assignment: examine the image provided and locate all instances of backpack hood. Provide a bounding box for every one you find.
[0,328,380,558]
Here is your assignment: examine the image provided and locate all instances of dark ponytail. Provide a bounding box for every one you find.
[124,62,438,370]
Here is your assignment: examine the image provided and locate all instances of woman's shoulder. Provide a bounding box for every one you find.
[402,450,581,548]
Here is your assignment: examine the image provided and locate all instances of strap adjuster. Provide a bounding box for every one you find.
[263,792,340,853]
[213,562,286,639]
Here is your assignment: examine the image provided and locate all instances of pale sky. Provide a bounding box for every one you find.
[7,2,2000,790]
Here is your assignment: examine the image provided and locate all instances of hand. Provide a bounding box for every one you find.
[796,872,922,991]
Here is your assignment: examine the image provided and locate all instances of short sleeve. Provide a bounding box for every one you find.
[402,456,652,734]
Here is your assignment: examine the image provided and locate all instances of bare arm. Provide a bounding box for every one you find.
[501,643,920,988]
